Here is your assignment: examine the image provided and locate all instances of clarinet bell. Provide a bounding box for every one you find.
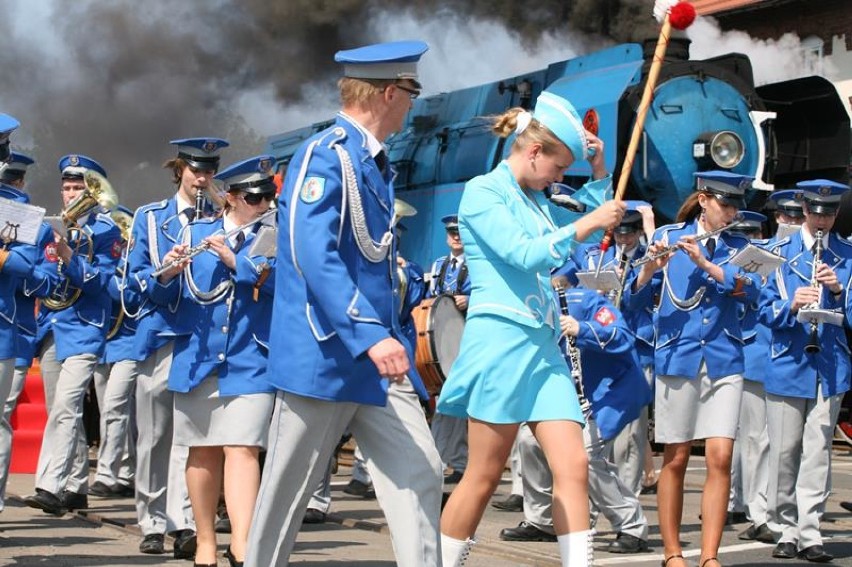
[804,327,821,354]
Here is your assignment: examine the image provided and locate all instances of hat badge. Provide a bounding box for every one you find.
[259,158,272,173]
[203,141,217,152]
[739,178,751,190]
[794,192,805,201]
[69,155,80,166]
[819,185,831,196]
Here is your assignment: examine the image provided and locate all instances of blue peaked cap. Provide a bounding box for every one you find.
[769,189,805,217]
[797,179,849,214]
[0,151,34,183]
[694,170,752,208]
[441,214,459,231]
[170,137,229,171]
[215,154,276,194]
[335,41,429,86]
[58,154,107,178]
[533,91,588,162]
[734,210,767,232]
[616,200,650,234]
[548,183,586,213]
[0,113,19,162]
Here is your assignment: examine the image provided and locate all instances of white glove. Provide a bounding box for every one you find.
[653,0,679,23]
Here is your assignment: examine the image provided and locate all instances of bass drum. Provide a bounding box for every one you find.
[412,295,465,396]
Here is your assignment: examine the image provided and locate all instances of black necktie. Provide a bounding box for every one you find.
[182,207,196,223]
[451,258,458,270]
[706,238,716,259]
[374,150,388,173]
[234,231,246,252]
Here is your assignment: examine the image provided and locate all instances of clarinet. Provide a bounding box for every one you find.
[612,249,630,309]
[194,187,205,220]
[804,229,824,354]
[556,286,592,418]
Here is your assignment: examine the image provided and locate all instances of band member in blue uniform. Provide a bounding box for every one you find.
[25,155,122,516]
[499,271,651,553]
[0,153,59,513]
[245,41,444,567]
[123,137,228,557]
[428,213,471,484]
[759,180,852,563]
[727,211,774,539]
[161,155,276,567]
[625,171,761,567]
[0,113,18,162]
[89,205,138,499]
[436,89,624,567]
[768,189,807,239]
[573,201,656,496]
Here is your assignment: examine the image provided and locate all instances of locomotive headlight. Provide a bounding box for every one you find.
[693,130,745,169]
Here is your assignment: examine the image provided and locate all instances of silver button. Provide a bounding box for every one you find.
[217,353,225,361]
[51,318,57,324]
[351,308,360,317]
[703,318,709,324]
[700,339,706,346]
[705,297,711,303]
[221,326,228,333]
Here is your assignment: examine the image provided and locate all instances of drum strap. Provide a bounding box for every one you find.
[436,257,468,295]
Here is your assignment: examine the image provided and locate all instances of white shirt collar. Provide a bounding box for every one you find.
[802,226,829,252]
[339,111,384,158]
[175,192,195,227]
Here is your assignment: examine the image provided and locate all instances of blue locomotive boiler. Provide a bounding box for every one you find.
[267,39,850,269]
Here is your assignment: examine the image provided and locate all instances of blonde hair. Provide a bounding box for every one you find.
[492,107,563,155]
[338,77,396,107]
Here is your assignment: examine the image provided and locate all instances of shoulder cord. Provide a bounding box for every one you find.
[334,143,392,264]
[182,228,234,305]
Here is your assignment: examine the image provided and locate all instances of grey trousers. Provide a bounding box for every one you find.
[519,421,648,539]
[430,412,468,471]
[0,359,18,510]
[730,379,769,524]
[245,380,443,567]
[38,335,89,494]
[611,365,653,495]
[135,343,193,535]
[35,351,99,495]
[307,457,334,514]
[93,360,137,488]
[766,382,841,549]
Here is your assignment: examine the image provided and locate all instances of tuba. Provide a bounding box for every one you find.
[43,170,120,311]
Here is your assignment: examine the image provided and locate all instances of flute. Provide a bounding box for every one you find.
[152,208,276,277]
[632,217,743,267]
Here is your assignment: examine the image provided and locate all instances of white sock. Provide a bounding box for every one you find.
[557,529,593,567]
[440,534,475,567]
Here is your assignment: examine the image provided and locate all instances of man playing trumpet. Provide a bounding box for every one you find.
[758,180,852,563]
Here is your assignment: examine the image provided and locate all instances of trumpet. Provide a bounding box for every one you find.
[803,229,824,354]
[151,208,276,277]
[632,217,744,267]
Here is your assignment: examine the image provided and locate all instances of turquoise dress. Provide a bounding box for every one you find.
[436,161,612,424]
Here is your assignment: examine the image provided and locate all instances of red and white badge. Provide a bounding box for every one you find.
[594,306,615,326]
[111,239,126,259]
[44,242,59,263]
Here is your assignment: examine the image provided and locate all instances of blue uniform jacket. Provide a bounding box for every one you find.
[399,259,429,401]
[38,211,121,361]
[574,242,655,368]
[268,114,430,406]
[102,272,141,364]
[758,231,852,399]
[740,237,773,384]
[168,217,276,396]
[15,223,60,366]
[459,160,611,330]
[561,288,651,441]
[0,187,37,360]
[623,219,760,380]
[123,197,193,361]
[427,255,471,297]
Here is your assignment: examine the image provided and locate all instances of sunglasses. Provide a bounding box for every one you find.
[394,83,421,100]
[241,192,274,205]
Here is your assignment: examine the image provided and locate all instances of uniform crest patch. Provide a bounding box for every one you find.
[44,242,59,263]
[594,306,615,326]
[111,239,126,259]
[300,176,325,203]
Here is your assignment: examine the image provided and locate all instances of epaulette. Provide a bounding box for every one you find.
[137,199,168,214]
[657,222,686,240]
[834,235,852,249]
[194,217,217,225]
[769,235,792,253]
[751,237,771,246]
[95,210,117,226]
[317,126,348,149]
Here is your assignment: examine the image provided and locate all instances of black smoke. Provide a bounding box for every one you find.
[0,0,661,211]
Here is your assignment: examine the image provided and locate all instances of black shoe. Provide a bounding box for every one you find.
[58,490,88,511]
[171,529,197,560]
[113,483,135,498]
[491,494,523,512]
[88,481,116,498]
[640,480,658,495]
[738,523,774,543]
[343,479,376,499]
[726,510,749,525]
[303,508,326,524]
[443,470,464,484]
[224,546,243,567]
[772,542,798,559]
[499,521,557,542]
[607,532,649,554]
[799,545,833,563]
[139,533,165,555]
[840,501,852,513]
[24,489,67,516]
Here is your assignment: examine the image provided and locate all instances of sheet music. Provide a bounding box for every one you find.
[730,243,785,277]
[43,216,68,238]
[248,225,277,258]
[796,308,844,327]
[0,197,46,245]
[775,222,800,240]
[575,269,621,292]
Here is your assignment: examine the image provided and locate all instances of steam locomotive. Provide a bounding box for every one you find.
[267,39,851,269]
